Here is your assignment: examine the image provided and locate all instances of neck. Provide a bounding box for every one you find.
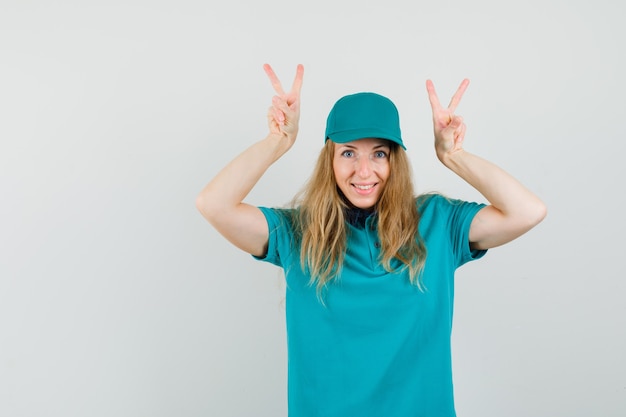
[345,205,376,228]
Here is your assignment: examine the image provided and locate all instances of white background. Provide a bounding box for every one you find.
[1,0,624,416]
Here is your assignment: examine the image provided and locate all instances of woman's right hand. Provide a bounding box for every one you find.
[264,63,304,149]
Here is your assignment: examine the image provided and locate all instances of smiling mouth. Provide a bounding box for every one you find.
[353,183,376,190]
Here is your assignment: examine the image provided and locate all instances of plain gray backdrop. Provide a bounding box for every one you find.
[1,0,624,416]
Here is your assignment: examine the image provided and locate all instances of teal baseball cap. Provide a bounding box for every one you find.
[325,92,406,149]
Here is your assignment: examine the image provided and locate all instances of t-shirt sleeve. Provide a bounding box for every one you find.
[419,194,487,268]
[251,206,291,268]
[445,197,488,267]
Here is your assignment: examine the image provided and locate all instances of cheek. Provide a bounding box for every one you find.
[382,164,390,180]
[332,159,349,180]
[373,160,390,180]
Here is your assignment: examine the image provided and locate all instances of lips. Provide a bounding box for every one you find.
[352,183,377,195]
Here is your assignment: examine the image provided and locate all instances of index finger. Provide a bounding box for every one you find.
[263,63,286,95]
[425,79,442,111]
[447,78,470,112]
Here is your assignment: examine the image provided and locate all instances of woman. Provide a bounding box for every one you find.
[196,64,546,417]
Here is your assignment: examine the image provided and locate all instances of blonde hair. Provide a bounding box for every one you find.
[288,140,427,295]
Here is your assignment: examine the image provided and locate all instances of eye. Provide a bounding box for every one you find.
[341,150,355,158]
[374,150,388,158]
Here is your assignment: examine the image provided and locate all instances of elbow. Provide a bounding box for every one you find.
[195,193,205,213]
[528,200,548,228]
[510,200,548,234]
[195,192,217,223]
[195,194,203,213]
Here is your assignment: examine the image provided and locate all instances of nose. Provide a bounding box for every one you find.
[356,155,372,178]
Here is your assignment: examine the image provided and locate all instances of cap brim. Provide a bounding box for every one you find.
[327,128,406,150]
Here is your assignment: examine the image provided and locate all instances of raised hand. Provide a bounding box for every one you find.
[426,78,469,161]
[264,63,304,146]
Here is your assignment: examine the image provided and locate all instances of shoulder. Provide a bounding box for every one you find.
[416,192,451,212]
[416,193,486,226]
[417,192,483,211]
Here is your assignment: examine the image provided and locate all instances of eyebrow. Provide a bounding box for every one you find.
[339,143,390,150]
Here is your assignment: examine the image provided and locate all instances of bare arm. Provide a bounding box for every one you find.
[426,79,547,250]
[195,64,304,257]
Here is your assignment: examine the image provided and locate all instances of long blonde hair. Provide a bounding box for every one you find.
[288,140,427,295]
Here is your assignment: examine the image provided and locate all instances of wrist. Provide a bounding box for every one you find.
[437,148,466,169]
[264,132,295,161]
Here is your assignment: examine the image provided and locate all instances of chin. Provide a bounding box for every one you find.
[349,199,378,210]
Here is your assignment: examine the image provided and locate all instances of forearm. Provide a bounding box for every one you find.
[441,149,547,224]
[196,133,289,221]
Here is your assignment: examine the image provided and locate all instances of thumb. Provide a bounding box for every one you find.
[442,115,463,135]
[449,115,463,129]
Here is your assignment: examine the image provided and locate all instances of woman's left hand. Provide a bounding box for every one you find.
[426,78,547,250]
[426,78,470,162]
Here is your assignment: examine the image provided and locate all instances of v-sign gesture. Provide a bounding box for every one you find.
[264,63,304,147]
[196,64,305,258]
[425,78,546,250]
[426,78,470,161]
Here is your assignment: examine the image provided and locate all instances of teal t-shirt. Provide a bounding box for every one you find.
[255,194,487,417]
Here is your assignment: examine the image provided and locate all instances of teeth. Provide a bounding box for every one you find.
[355,184,374,190]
